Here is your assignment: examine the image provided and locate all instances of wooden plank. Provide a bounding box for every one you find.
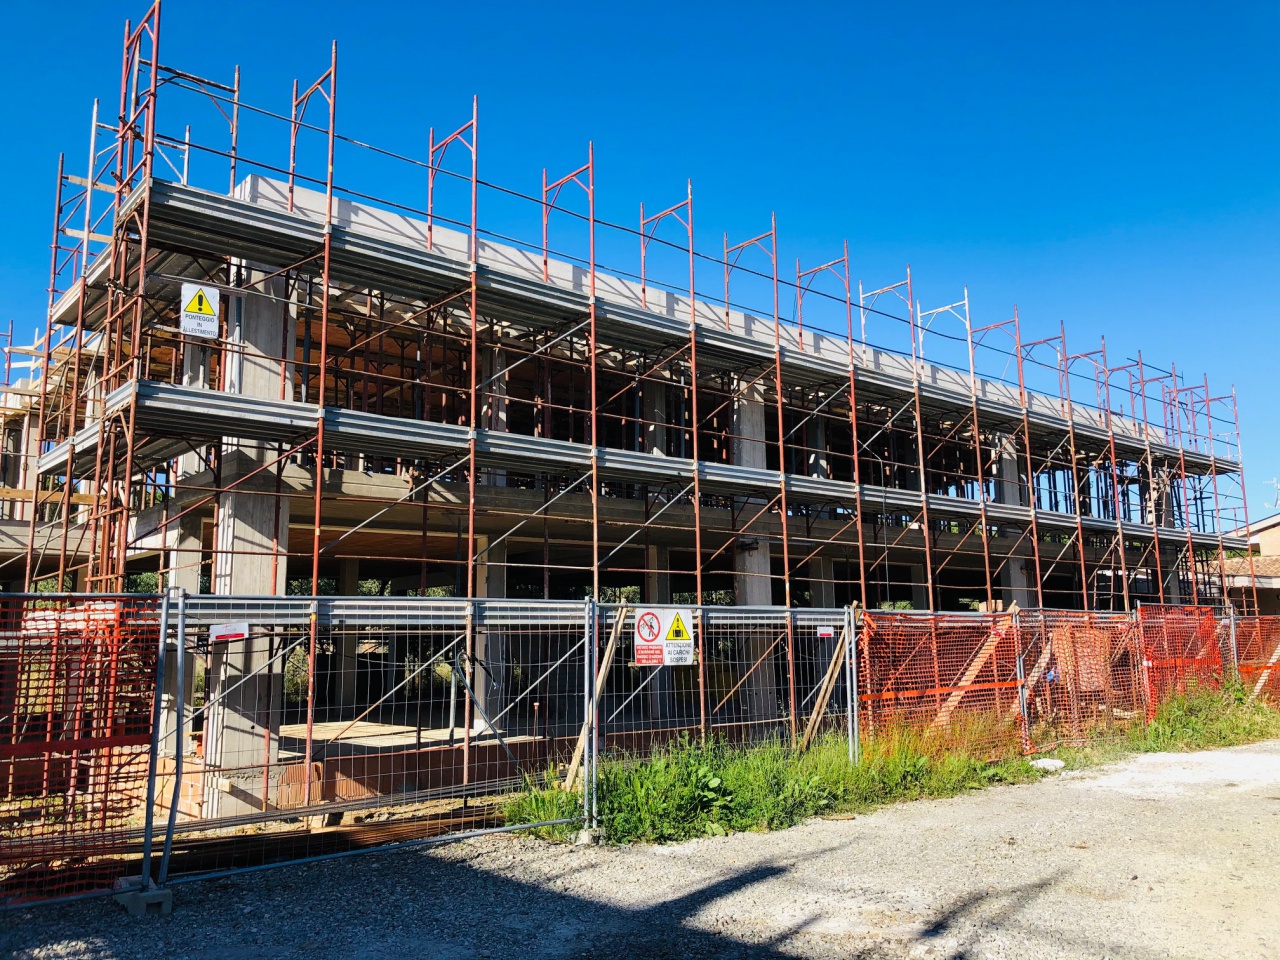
[563,605,629,791]
[932,608,1017,729]
[1249,638,1280,702]
[799,628,848,754]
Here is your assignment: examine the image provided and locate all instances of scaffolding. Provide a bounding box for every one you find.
[6,0,1260,622]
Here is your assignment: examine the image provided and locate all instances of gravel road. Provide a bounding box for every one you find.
[5,740,1279,960]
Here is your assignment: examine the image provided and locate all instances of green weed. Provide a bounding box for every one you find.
[1135,681,1280,752]
[502,686,1280,845]
[502,770,584,840]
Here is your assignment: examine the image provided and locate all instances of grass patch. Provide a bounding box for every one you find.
[502,770,584,840]
[584,728,1035,845]
[503,685,1280,844]
[1052,682,1280,770]
[1137,682,1280,752]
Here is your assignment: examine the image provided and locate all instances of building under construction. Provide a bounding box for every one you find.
[0,3,1261,616]
[4,3,1279,907]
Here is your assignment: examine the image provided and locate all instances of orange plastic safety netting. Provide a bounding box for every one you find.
[1018,610,1145,748]
[1233,616,1280,702]
[1136,604,1222,717]
[0,596,160,905]
[858,612,1025,757]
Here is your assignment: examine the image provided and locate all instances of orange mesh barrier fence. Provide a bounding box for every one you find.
[858,612,1025,757]
[1136,604,1222,718]
[1018,611,1144,748]
[1234,616,1280,702]
[0,596,160,906]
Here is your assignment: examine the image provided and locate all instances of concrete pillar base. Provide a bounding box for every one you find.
[114,887,173,917]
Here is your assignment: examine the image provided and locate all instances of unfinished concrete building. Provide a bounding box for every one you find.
[1,7,1275,899]
[5,6,1259,620]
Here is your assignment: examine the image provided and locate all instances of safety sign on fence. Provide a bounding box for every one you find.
[208,620,250,644]
[180,282,220,339]
[634,607,696,666]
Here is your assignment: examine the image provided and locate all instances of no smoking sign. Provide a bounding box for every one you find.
[633,607,696,666]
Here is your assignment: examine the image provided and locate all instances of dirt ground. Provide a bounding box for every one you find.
[5,740,1279,960]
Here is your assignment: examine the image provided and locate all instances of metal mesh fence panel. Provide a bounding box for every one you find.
[592,606,850,762]
[1136,604,1222,716]
[152,596,588,884]
[701,607,795,743]
[791,609,852,746]
[595,606,700,757]
[858,611,1025,758]
[1234,616,1280,702]
[8,593,1276,906]
[1,595,161,906]
[1018,610,1145,749]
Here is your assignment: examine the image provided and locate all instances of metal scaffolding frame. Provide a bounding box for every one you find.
[8,0,1260,624]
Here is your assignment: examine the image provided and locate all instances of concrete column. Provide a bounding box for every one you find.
[995,436,1034,609]
[473,538,507,731]
[644,381,668,456]
[160,513,202,748]
[1161,546,1186,604]
[806,418,829,479]
[212,492,289,596]
[337,558,361,708]
[203,632,281,817]
[809,557,836,609]
[2,426,22,489]
[735,539,776,721]
[225,271,290,404]
[1153,469,1185,603]
[17,413,38,523]
[995,435,1023,508]
[213,269,293,597]
[732,379,768,473]
[166,512,204,594]
[910,564,928,611]
[203,267,294,816]
[808,556,839,697]
[645,544,671,604]
[732,377,778,720]
[482,347,508,487]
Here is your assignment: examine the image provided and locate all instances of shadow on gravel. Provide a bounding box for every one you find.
[911,870,1066,959]
[0,843,850,960]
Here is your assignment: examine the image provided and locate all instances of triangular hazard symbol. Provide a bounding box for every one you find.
[184,289,216,316]
[665,612,691,642]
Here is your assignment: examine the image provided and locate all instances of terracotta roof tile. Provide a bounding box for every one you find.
[1222,556,1280,578]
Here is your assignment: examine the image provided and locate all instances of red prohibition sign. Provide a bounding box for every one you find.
[637,611,662,643]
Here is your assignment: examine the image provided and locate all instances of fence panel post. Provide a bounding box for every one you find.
[1134,602,1156,722]
[583,598,595,830]
[1228,605,1239,681]
[1013,608,1030,754]
[139,588,172,890]
[844,605,860,765]
[157,588,187,887]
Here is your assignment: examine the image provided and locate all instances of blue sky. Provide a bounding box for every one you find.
[2,1,1277,517]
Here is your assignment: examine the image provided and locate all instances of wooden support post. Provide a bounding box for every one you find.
[564,606,629,791]
[799,626,849,753]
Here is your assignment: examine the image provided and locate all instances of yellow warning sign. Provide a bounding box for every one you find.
[665,611,691,642]
[180,282,221,339]
[184,288,216,315]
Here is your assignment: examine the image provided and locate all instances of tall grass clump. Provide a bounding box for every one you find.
[593,727,1037,844]
[1135,682,1280,752]
[502,686,1280,845]
[502,770,583,840]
